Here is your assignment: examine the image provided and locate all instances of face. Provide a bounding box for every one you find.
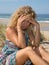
[21,20,30,30]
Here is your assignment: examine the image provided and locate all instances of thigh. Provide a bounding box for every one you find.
[6,46,32,65]
[16,48,29,65]
[16,46,33,65]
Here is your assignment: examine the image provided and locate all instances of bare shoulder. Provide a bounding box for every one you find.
[6,27,18,39]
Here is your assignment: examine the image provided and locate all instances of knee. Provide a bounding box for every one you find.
[25,46,35,56]
[26,46,33,52]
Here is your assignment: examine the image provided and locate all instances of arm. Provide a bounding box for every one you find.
[17,25,26,48]
[27,29,35,46]
[35,23,40,47]
[6,15,28,48]
[29,19,40,47]
[6,27,26,48]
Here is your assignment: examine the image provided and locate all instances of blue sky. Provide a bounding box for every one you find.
[0,0,49,14]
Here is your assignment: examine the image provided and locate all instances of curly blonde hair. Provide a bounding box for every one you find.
[8,6,36,28]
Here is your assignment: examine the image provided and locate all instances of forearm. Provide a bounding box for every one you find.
[27,30,35,46]
[17,26,26,48]
[6,27,26,48]
[30,20,40,46]
[35,24,40,46]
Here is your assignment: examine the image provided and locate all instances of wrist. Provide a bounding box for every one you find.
[17,28,22,32]
[17,24,21,30]
[17,26,24,33]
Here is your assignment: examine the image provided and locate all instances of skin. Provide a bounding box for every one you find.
[21,19,30,30]
[38,45,49,63]
[28,19,40,47]
[6,15,49,65]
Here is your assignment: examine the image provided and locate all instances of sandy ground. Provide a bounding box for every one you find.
[41,31,49,41]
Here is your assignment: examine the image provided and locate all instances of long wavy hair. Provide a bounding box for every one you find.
[8,6,36,30]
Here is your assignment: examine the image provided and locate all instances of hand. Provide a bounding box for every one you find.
[17,15,29,28]
[17,15,29,32]
[29,19,39,26]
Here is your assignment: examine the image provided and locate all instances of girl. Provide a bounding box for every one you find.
[0,6,49,65]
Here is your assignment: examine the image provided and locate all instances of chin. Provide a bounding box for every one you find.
[22,28,26,30]
[22,27,27,30]
[21,25,29,30]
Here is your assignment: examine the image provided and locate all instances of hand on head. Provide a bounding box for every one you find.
[17,14,35,30]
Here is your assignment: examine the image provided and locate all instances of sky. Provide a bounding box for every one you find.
[0,0,49,14]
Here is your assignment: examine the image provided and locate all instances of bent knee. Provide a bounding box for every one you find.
[25,46,35,56]
[26,46,33,52]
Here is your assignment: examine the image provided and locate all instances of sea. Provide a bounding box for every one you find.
[0,14,49,21]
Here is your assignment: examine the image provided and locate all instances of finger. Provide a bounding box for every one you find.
[29,19,36,26]
[18,15,24,20]
[18,15,26,22]
[21,15,32,21]
[19,15,32,23]
[20,16,28,22]
[20,14,25,18]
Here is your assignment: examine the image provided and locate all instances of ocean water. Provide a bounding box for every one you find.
[37,14,49,21]
[0,14,11,18]
[0,14,49,21]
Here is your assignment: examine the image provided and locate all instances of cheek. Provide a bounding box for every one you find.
[21,22,25,27]
[22,22,29,27]
[21,21,30,30]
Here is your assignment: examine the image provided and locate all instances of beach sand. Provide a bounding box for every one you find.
[0,18,49,52]
[41,31,49,41]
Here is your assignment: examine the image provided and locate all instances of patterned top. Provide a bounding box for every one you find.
[0,32,30,65]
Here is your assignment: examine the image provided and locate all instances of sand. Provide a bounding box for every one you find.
[41,31,49,41]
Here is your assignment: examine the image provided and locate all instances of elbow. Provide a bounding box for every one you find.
[6,27,10,36]
[6,27,12,38]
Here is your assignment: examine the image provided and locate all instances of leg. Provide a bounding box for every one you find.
[16,47,29,65]
[39,45,49,63]
[16,46,48,65]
